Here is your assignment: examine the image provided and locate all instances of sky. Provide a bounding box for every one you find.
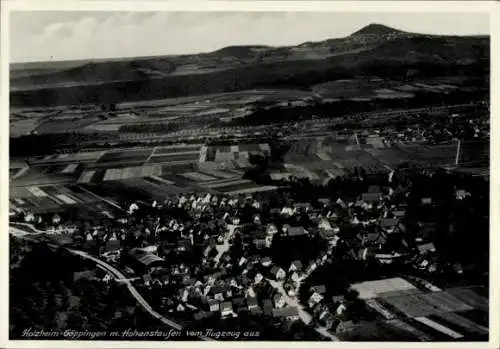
[9,11,490,63]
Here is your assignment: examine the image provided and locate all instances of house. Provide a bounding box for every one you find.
[176,303,186,312]
[245,286,256,298]
[290,271,303,283]
[286,226,308,238]
[250,305,263,315]
[417,242,436,254]
[318,217,339,232]
[318,198,331,207]
[421,197,432,205]
[261,256,273,267]
[253,238,267,249]
[238,256,247,267]
[335,320,356,333]
[283,282,296,297]
[308,292,324,308]
[262,299,274,316]
[270,266,286,280]
[128,248,165,273]
[281,206,295,216]
[220,301,234,317]
[254,273,264,284]
[362,193,380,203]
[380,218,399,233]
[219,251,232,264]
[210,284,231,301]
[335,303,347,316]
[310,285,327,295]
[253,214,261,224]
[203,245,214,258]
[294,202,313,212]
[319,311,336,329]
[193,311,213,321]
[356,247,377,261]
[393,210,405,218]
[273,293,286,308]
[232,297,246,309]
[455,189,471,200]
[272,306,300,321]
[266,224,278,235]
[248,255,262,265]
[453,262,463,274]
[246,297,258,310]
[265,235,273,248]
[319,251,329,263]
[356,232,383,247]
[332,295,344,305]
[368,185,381,194]
[312,303,326,317]
[182,277,196,287]
[143,274,152,287]
[306,261,318,274]
[289,260,303,273]
[319,229,338,241]
[73,269,96,282]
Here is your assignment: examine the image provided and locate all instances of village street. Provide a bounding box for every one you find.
[214,224,236,265]
[267,278,340,341]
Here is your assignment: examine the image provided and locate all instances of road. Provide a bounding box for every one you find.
[267,278,339,341]
[9,224,214,342]
[214,224,236,266]
[266,246,340,341]
[77,185,124,211]
[268,279,312,324]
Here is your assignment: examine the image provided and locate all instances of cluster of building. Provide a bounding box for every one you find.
[11,164,478,337]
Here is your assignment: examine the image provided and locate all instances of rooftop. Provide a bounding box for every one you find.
[272,306,299,318]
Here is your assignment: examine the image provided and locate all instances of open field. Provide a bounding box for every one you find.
[446,287,489,312]
[9,183,117,214]
[146,153,200,165]
[430,312,488,336]
[351,278,418,300]
[10,118,41,137]
[379,291,474,318]
[102,165,163,181]
[34,117,102,134]
[153,144,202,155]
[96,149,152,164]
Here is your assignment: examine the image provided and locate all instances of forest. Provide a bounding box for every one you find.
[9,237,187,340]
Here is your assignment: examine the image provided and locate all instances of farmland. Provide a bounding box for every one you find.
[9,183,120,217]
[379,291,474,318]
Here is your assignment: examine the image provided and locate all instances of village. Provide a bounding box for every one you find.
[10,163,488,341]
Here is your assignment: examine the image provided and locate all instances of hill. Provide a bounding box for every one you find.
[351,23,406,36]
[10,24,489,107]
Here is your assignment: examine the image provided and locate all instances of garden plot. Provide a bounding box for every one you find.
[380,292,473,318]
[103,164,162,181]
[96,148,153,164]
[180,172,218,182]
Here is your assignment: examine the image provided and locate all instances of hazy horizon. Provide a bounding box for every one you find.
[10,11,490,64]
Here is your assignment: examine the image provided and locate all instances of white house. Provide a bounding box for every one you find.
[290,271,302,283]
[254,273,264,284]
[208,299,220,312]
[270,266,286,280]
[266,224,278,235]
[273,294,286,308]
[261,257,273,267]
[336,303,347,316]
[289,260,303,273]
[308,292,324,308]
[220,301,233,318]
